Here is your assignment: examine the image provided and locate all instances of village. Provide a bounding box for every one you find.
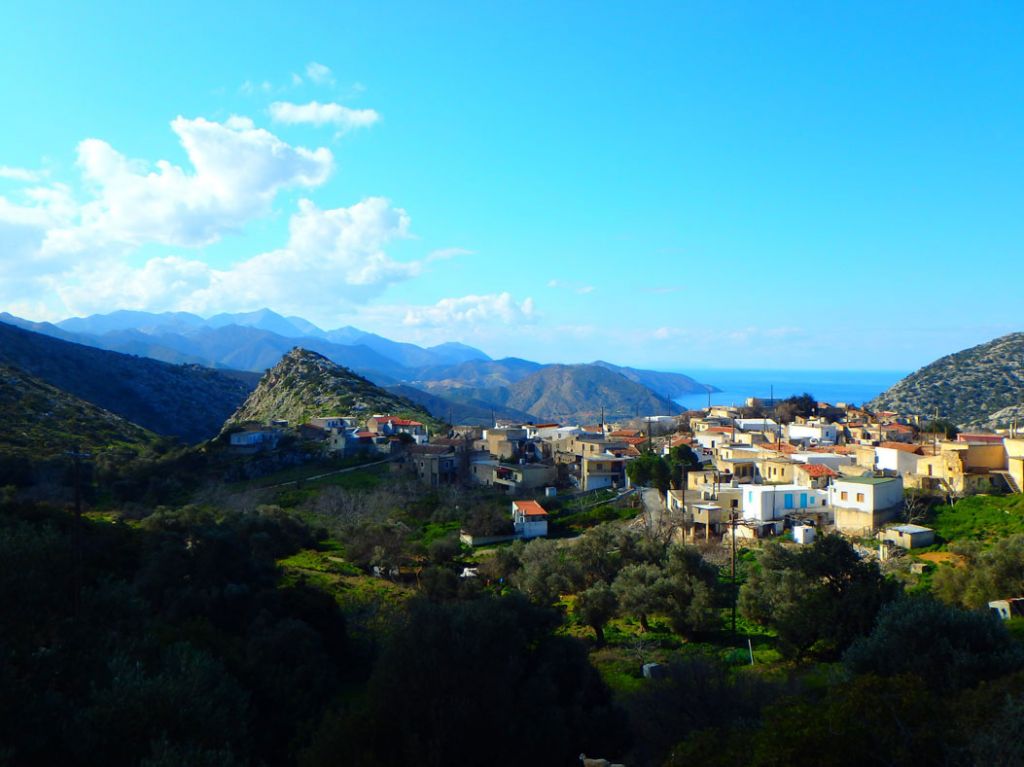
[226,396,1024,566]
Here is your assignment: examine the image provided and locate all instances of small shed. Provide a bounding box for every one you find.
[792,524,816,545]
[880,524,935,550]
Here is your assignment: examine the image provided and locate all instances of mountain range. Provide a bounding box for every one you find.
[1,309,710,423]
[869,331,1024,429]
[0,320,256,443]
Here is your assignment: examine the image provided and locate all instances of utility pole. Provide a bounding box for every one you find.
[730,511,738,637]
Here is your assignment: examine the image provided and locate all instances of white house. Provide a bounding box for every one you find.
[511,500,548,539]
[229,428,278,448]
[734,418,781,434]
[787,420,838,445]
[792,452,855,471]
[308,416,353,430]
[873,444,922,476]
[830,475,904,534]
[738,484,828,522]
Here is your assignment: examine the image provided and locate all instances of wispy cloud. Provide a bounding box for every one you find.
[400,292,535,328]
[0,166,46,182]
[305,61,334,85]
[269,101,380,131]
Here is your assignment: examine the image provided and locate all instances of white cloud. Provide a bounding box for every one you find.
[54,196,419,319]
[43,115,332,253]
[306,61,334,85]
[269,101,380,131]
[400,292,535,328]
[0,166,46,182]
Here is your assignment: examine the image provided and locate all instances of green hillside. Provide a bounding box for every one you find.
[0,363,160,460]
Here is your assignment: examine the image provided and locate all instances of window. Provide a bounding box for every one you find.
[784,493,794,509]
[841,491,848,501]
[856,493,865,502]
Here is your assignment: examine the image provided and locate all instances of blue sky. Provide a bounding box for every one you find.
[1,2,1021,370]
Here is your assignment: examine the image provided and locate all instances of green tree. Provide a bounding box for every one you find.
[933,536,1024,609]
[574,581,619,645]
[662,546,719,636]
[739,536,898,658]
[513,538,578,605]
[626,452,672,497]
[844,597,1024,691]
[668,444,701,492]
[311,595,628,767]
[613,562,667,632]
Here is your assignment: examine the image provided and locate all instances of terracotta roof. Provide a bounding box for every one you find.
[878,442,922,454]
[531,423,561,429]
[808,445,854,454]
[381,417,423,427]
[513,500,548,516]
[705,427,734,434]
[609,429,643,438]
[760,441,799,454]
[801,464,837,478]
[618,436,648,445]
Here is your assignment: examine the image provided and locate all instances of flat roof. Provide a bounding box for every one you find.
[892,524,933,534]
[837,475,900,485]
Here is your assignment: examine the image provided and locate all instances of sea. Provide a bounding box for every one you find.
[670,368,907,411]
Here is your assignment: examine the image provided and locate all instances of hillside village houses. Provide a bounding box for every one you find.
[232,397,1024,547]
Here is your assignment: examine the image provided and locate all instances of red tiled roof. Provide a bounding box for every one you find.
[705,427,734,434]
[514,500,548,516]
[382,417,423,427]
[878,442,922,454]
[801,464,837,478]
[761,441,799,454]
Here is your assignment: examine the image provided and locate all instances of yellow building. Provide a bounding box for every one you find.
[911,442,1007,495]
[1003,438,1024,493]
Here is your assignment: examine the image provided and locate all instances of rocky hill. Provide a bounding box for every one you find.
[0,320,255,443]
[502,364,684,422]
[869,332,1024,428]
[226,348,442,430]
[0,363,160,461]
